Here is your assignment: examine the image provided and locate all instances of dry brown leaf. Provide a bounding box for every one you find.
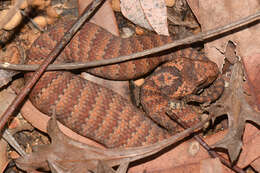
[244,54,260,109]
[78,0,119,36]
[121,0,169,35]
[0,89,18,172]
[208,61,260,162]
[129,123,259,172]
[237,124,260,168]
[16,110,208,172]
[0,140,9,173]
[140,158,225,173]
[185,0,260,164]
[187,0,260,71]
[200,158,223,173]
[251,158,260,172]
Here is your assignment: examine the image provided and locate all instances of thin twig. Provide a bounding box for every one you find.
[0,11,260,72]
[167,112,245,173]
[0,0,106,131]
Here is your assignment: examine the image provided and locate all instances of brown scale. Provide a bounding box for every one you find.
[25,20,224,148]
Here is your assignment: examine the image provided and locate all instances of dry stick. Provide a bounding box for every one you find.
[1,11,260,71]
[0,0,106,131]
[167,112,245,173]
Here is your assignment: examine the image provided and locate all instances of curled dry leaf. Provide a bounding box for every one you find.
[0,9,22,30]
[121,0,169,35]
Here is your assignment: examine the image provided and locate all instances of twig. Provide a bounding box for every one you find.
[167,112,245,173]
[1,11,260,72]
[0,0,106,131]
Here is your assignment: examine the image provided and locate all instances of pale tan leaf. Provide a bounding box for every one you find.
[121,0,153,31]
[121,0,169,35]
[140,0,169,35]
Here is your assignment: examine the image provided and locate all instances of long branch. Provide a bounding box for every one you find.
[1,11,260,71]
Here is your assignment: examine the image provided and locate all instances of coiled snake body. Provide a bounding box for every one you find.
[25,20,224,148]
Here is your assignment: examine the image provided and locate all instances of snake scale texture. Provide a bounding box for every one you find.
[25,20,223,148]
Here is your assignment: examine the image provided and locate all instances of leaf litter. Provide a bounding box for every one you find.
[0,0,259,172]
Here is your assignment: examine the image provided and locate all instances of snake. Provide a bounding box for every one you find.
[25,20,224,148]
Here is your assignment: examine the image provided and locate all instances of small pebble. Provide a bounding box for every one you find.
[135,26,144,35]
[111,0,121,12]
[188,141,200,156]
[121,27,134,38]
[165,0,175,7]
[33,16,48,28]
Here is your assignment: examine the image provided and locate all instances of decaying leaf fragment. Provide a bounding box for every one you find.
[208,60,260,163]
[15,109,210,172]
[0,45,22,88]
[15,114,114,172]
[120,0,169,35]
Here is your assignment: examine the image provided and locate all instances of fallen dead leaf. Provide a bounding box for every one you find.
[0,89,18,172]
[128,123,259,172]
[251,158,260,172]
[78,0,119,36]
[121,0,169,35]
[0,140,9,173]
[187,0,260,72]
[16,111,210,172]
[139,0,169,35]
[185,0,260,164]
